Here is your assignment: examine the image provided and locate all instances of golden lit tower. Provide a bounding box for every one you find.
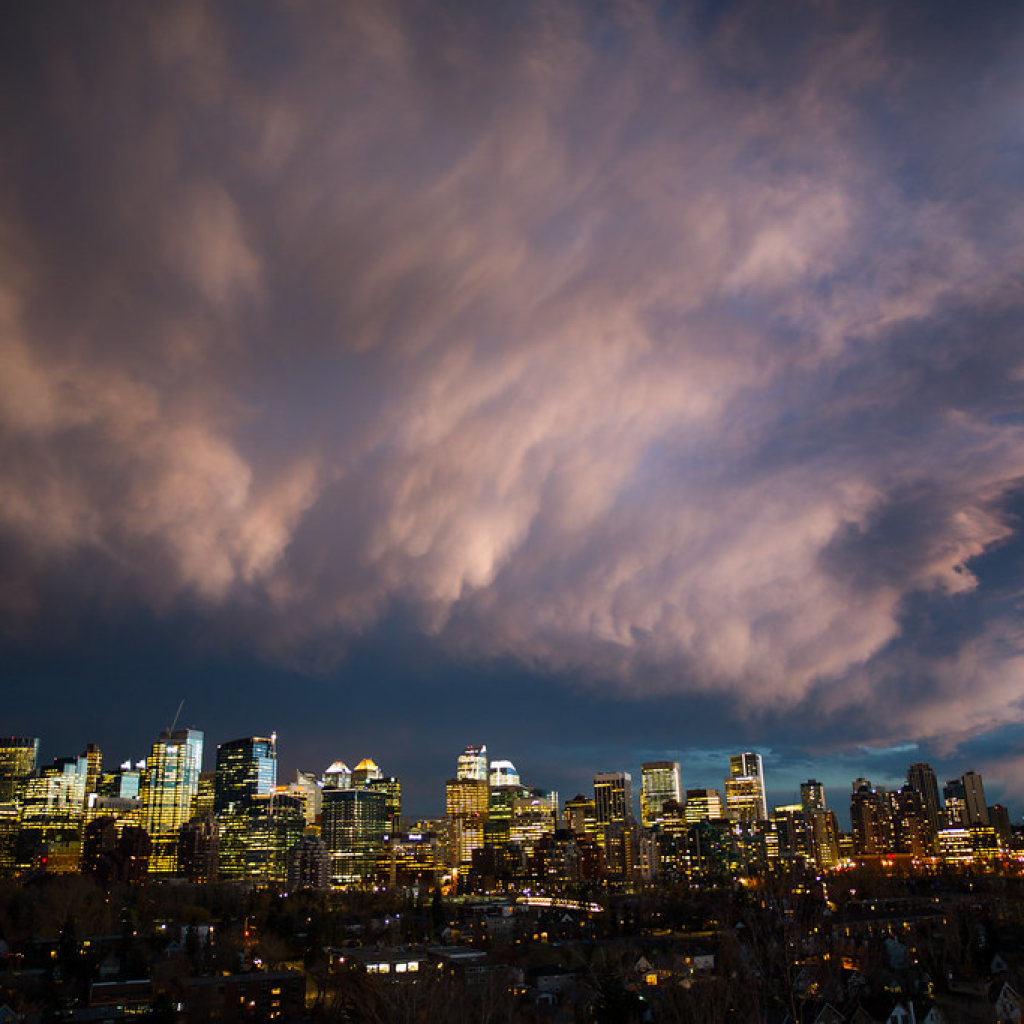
[641,762,681,827]
[725,752,767,821]
[141,728,204,875]
[0,738,39,805]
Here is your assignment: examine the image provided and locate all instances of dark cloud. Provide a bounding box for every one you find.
[2,0,1024,807]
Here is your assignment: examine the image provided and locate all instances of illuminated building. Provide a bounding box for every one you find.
[532,829,604,885]
[178,816,219,884]
[809,809,840,869]
[17,755,89,872]
[367,775,402,832]
[799,780,826,814]
[563,794,600,846]
[321,787,388,885]
[352,757,383,789]
[684,789,723,823]
[0,738,39,805]
[489,760,520,787]
[594,772,634,879]
[456,744,488,782]
[961,771,989,826]
[141,728,204,875]
[641,762,681,828]
[287,833,330,890]
[323,760,352,790]
[937,826,973,865]
[971,825,999,863]
[214,735,277,879]
[96,766,141,800]
[445,777,489,867]
[242,793,305,883]
[850,779,894,856]
[906,762,941,841]
[285,770,322,825]
[594,772,633,826]
[82,817,150,883]
[942,778,967,827]
[82,744,102,800]
[376,830,441,888]
[509,790,559,858]
[770,805,813,865]
[194,772,216,818]
[725,753,767,822]
[890,786,929,857]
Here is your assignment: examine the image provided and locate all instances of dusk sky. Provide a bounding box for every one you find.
[2,1,1024,819]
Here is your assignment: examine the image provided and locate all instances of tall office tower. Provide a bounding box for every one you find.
[17,755,89,872]
[445,777,489,867]
[594,772,634,880]
[367,776,402,833]
[323,760,352,790]
[457,744,488,782]
[850,779,894,856]
[96,765,142,800]
[321,788,388,885]
[141,728,204,875]
[942,779,967,827]
[489,760,521,787]
[0,738,39,804]
[352,758,383,789]
[684,788,724,823]
[960,771,989,826]
[725,753,768,822]
[641,762,682,828]
[800,780,827,814]
[594,772,633,825]
[214,736,278,879]
[809,810,841,869]
[289,770,322,825]
[82,744,102,800]
[244,793,306,883]
[906,762,942,841]
[890,786,929,857]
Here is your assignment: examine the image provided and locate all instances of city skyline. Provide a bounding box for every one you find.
[2,3,1024,824]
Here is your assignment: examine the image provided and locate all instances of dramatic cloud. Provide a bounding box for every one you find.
[2,0,1024,766]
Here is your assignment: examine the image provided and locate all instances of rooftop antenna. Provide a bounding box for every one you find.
[168,699,185,735]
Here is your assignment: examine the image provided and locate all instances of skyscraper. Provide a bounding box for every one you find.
[725,752,767,822]
[141,728,204,875]
[906,762,941,841]
[457,745,488,782]
[352,758,383,789]
[321,788,388,886]
[961,771,989,827]
[594,772,633,825]
[641,762,682,828]
[445,777,489,867]
[684,788,723,823]
[799,780,826,814]
[0,738,39,805]
[214,736,278,879]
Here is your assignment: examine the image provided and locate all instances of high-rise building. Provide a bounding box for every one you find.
[641,762,681,828]
[800,780,826,814]
[352,758,383,790]
[214,736,278,879]
[368,776,402,833]
[489,760,520,788]
[961,771,989,827]
[321,788,388,886]
[287,834,330,890]
[684,788,723,823]
[17,755,88,873]
[457,745,488,782]
[445,777,489,868]
[943,779,967,827]
[850,779,894,856]
[323,760,352,790]
[141,728,204,875]
[594,772,635,880]
[594,772,633,825]
[725,753,767,822]
[0,738,39,805]
[906,762,941,841]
